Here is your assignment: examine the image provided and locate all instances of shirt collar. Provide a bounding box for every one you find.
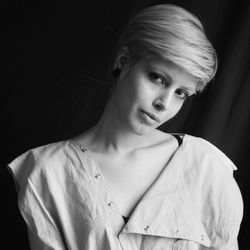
[119,139,211,247]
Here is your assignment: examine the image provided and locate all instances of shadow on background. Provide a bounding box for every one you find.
[2,1,249,248]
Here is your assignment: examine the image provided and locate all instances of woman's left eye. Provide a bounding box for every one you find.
[175,89,189,99]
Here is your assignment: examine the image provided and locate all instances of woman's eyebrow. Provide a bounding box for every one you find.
[150,65,173,84]
[149,63,197,93]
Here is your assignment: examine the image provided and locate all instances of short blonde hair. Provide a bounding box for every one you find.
[113,4,217,92]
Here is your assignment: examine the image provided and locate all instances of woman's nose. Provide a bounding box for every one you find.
[153,92,173,111]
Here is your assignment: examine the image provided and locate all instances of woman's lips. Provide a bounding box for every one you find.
[140,110,161,122]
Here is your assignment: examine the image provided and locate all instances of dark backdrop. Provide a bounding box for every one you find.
[1,0,249,248]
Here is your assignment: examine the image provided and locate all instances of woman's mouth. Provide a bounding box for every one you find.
[140,109,161,123]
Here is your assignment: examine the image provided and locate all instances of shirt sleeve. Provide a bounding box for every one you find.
[188,137,244,250]
[7,150,66,250]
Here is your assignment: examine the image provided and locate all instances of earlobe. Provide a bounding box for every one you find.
[112,68,122,78]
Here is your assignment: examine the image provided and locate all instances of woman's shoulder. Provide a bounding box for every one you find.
[171,134,240,202]
[181,134,243,246]
[33,140,76,163]
[182,134,237,174]
[181,133,243,212]
[7,139,80,192]
[9,140,71,167]
[181,134,240,193]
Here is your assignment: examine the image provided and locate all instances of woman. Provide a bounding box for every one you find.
[8,4,243,249]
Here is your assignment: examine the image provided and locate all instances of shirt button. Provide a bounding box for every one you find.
[94,173,101,179]
[107,201,114,207]
[201,234,205,241]
[144,225,150,232]
[175,229,180,234]
[80,145,88,152]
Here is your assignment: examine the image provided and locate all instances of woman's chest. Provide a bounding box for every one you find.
[93,144,177,217]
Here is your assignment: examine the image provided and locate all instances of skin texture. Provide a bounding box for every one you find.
[73,48,199,216]
[78,47,198,156]
[112,56,197,136]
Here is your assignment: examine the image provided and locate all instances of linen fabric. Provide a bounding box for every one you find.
[7,134,243,250]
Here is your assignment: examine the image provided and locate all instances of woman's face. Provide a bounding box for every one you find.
[112,56,197,135]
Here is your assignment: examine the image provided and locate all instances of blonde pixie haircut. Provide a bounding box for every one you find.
[113,4,218,92]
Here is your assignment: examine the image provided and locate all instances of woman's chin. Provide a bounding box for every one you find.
[130,122,157,136]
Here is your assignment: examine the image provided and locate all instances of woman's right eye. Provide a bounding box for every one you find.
[149,72,165,85]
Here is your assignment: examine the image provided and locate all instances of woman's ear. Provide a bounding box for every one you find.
[113,46,130,70]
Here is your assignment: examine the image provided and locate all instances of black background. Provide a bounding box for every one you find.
[1,0,250,248]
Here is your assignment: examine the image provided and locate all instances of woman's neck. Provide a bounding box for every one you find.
[87,99,154,156]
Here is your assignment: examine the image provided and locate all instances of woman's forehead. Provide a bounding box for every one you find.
[139,56,177,68]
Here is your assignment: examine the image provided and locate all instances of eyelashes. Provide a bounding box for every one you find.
[148,72,191,99]
[149,72,166,85]
[175,89,190,99]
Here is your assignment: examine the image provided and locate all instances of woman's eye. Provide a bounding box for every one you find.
[149,72,165,85]
[175,89,189,99]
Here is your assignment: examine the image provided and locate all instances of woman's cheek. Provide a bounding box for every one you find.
[169,100,185,118]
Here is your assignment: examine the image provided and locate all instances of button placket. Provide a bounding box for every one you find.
[76,141,122,228]
[79,144,102,181]
[201,234,205,241]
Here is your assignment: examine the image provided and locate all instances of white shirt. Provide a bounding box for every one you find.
[8,134,243,249]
